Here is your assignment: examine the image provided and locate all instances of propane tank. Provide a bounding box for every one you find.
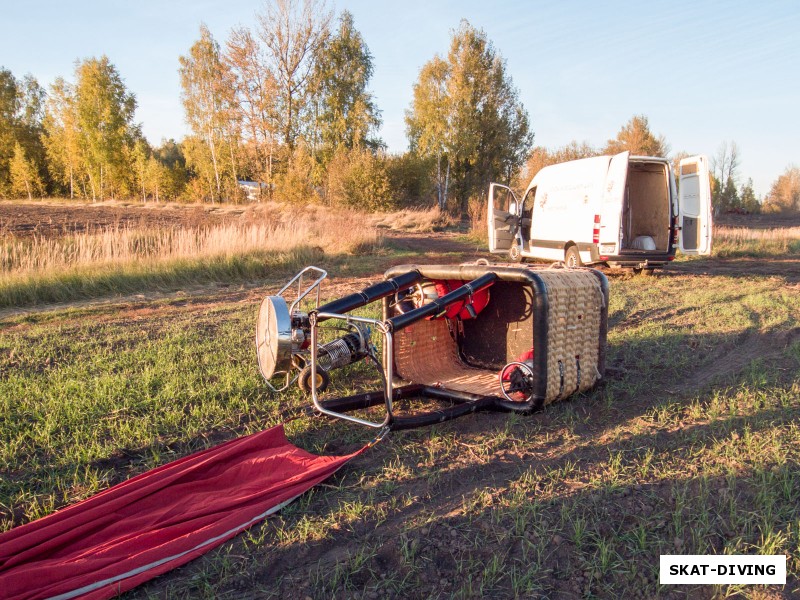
[317,330,369,370]
[298,326,371,394]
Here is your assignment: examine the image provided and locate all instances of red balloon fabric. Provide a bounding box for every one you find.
[431,280,492,320]
[0,424,364,600]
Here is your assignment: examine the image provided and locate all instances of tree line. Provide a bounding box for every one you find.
[0,0,797,214]
[0,58,187,203]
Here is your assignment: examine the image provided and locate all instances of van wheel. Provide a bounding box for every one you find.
[509,244,523,263]
[565,246,582,268]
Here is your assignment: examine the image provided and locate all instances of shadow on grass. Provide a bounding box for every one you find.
[267,424,799,599]
[120,328,799,599]
[664,255,800,284]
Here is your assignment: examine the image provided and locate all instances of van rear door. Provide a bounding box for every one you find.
[678,155,712,255]
[488,183,519,254]
[599,152,629,249]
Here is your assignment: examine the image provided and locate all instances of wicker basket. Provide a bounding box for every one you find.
[385,264,608,406]
[535,269,605,404]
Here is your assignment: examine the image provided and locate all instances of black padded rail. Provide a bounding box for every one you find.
[587,268,610,376]
[387,273,497,331]
[317,384,497,431]
[313,270,422,320]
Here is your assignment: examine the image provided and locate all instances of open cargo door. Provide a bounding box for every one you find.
[599,152,629,248]
[678,155,712,255]
[488,183,518,253]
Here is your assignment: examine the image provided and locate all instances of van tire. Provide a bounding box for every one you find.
[509,244,523,263]
[565,246,582,268]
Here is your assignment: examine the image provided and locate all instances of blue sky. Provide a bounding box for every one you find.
[1,0,798,196]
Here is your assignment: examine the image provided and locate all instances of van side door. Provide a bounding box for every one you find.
[488,183,519,253]
[678,155,712,255]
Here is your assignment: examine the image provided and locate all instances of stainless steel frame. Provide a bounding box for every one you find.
[257,266,328,393]
[309,311,394,428]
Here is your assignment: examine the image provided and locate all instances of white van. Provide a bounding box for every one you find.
[488,152,712,271]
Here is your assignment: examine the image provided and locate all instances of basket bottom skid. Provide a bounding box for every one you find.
[318,383,537,431]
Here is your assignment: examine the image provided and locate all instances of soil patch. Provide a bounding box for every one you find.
[668,256,800,284]
[715,211,800,229]
[0,201,243,238]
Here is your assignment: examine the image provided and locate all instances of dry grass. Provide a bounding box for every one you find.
[468,198,488,242]
[370,206,456,232]
[0,214,380,277]
[714,225,800,242]
[714,225,800,257]
[0,200,474,308]
[0,206,387,308]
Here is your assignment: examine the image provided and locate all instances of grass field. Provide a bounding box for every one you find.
[1,201,799,598]
[713,225,800,257]
[0,201,452,309]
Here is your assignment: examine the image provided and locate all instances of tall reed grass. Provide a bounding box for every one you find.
[1,218,378,275]
[0,213,381,308]
[468,198,488,242]
[371,206,456,232]
[713,225,800,257]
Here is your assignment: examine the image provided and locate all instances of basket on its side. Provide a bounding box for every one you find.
[384,264,608,408]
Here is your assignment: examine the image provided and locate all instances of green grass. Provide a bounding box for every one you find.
[0,247,329,309]
[1,300,265,523]
[1,262,799,598]
[713,238,800,258]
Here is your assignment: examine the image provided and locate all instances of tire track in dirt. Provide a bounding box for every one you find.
[667,327,800,397]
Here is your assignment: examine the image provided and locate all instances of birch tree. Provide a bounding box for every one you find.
[710,141,742,212]
[73,56,137,199]
[257,0,332,150]
[764,166,800,213]
[407,21,532,213]
[712,141,740,186]
[180,25,234,201]
[43,78,82,198]
[9,142,43,199]
[225,26,279,194]
[604,115,669,157]
[311,10,380,160]
[0,69,19,194]
[0,68,47,196]
[406,57,450,209]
